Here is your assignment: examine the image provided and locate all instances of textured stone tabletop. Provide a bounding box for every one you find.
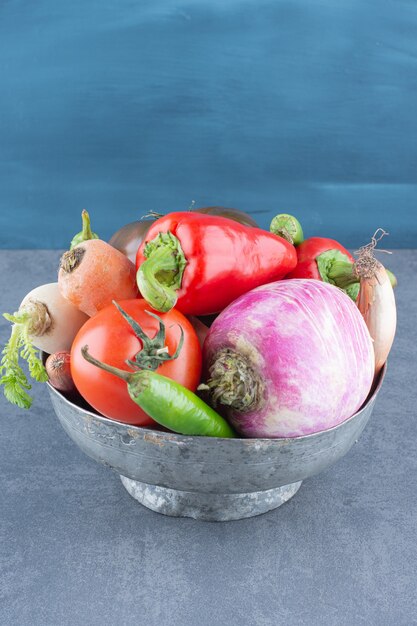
[0,250,416,626]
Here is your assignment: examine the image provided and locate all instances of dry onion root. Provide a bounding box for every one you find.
[354,230,397,378]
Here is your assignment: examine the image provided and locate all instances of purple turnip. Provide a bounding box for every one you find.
[202,279,374,438]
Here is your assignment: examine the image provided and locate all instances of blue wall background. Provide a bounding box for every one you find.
[0,0,416,248]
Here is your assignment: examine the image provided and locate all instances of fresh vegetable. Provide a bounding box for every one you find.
[1,283,88,408]
[108,207,258,263]
[81,346,235,437]
[270,214,304,245]
[136,211,297,315]
[196,206,259,228]
[201,279,374,438]
[58,239,138,316]
[71,299,201,424]
[354,233,396,377]
[286,236,397,300]
[70,210,99,249]
[285,237,360,300]
[45,351,75,392]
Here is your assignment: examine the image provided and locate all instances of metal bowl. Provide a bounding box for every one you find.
[47,365,386,521]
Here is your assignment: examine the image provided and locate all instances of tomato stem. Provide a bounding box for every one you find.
[81,346,133,383]
[112,301,184,370]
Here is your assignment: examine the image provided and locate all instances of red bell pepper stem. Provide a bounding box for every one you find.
[315,250,357,287]
[326,259,358,289]
[137,232,187,312]
[287,236,397,299]
[327,259,397,290]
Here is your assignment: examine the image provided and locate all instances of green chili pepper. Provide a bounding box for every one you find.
[81,346,235,438]
[70,210,99,249]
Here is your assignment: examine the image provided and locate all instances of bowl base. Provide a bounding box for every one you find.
[119,476,302,521]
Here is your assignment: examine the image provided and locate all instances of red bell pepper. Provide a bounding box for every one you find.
[136,211,297,315]
[286,237,360,300]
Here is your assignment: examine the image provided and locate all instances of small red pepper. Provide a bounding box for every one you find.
[286,237,360,300]
[287,235,398,298]
[136,212,297,315]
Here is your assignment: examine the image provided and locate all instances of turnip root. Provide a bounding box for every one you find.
[202,279,374,438]
[18,283,89,353]
[1,283,88,408]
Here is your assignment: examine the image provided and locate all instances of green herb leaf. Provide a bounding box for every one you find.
[0,312,48,409]
[20,325,48,383]
[0,325,33,408]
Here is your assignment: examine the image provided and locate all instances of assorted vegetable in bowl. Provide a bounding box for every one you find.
[0,207,397,441]
[201,279,375,438]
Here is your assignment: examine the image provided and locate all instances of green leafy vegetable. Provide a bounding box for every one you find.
[0,311,48,409]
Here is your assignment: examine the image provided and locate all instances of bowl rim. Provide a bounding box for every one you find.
[47,361,387,445]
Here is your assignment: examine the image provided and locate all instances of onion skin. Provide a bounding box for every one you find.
[356,262,396,377]
[46,351,75,392]
[203,279,374,438]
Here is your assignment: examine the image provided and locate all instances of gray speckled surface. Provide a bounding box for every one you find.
[0,250,416,626]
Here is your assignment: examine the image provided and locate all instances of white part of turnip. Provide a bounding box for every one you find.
[19,283,89,354]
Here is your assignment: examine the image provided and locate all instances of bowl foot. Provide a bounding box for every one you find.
[119,476,302,521]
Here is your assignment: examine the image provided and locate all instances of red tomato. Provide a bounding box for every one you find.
[71,299,202,425]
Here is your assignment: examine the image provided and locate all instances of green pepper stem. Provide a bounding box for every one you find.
[70,210,99,249]
[80,210,94,240]
[137,232,187,312]
[81,346,133,382]
[270,213,304,245]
